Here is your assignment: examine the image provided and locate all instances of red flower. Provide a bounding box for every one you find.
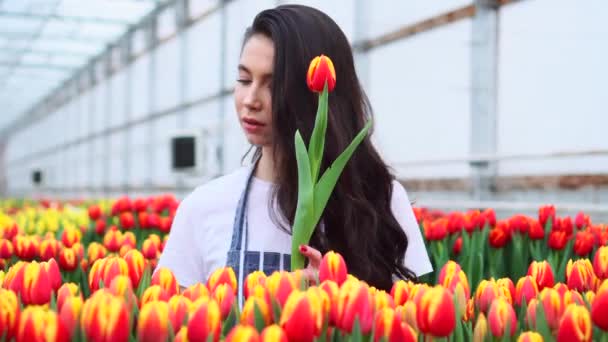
[538,205,556,229]
[575,212,591,230]
[574,231,595,257]
[528,219,545,240]
[307,55,336,93]
[548,230,569,251]
[88,205,102,221]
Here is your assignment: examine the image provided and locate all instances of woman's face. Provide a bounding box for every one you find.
[234,34,274,147]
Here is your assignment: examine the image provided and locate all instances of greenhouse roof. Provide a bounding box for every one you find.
[0,0,168,137]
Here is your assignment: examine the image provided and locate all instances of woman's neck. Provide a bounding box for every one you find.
[255,146,276,183]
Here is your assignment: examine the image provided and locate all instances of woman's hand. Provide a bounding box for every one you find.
[298,244,322,285]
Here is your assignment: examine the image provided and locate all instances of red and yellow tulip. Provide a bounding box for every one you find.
[307,54,336,92]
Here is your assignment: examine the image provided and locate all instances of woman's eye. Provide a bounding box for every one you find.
[237,79,251,85]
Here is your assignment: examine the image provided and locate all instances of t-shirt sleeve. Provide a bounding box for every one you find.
[390,180,433,277]
[155,192,205,288]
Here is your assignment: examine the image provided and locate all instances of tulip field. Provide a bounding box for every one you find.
[1,197,608,342]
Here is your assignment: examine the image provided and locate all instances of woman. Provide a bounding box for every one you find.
[157,4,432,296]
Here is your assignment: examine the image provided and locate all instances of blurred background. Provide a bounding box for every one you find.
[0,0,606,220]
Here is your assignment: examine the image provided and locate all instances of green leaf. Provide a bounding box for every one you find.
[312,119,372,230]
[137,263,152,299]
[350,317,363,342]
[271,297,282,324]
[308,82,329,184]
[535,299,552,341]
[221,304,238,337]
[291,130,315,270]
[253,301,267,333]
[557,238,574,283]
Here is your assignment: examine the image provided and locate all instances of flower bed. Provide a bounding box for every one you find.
[0,198,607,341]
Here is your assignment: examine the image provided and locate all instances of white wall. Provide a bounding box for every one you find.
[4,0,608,198]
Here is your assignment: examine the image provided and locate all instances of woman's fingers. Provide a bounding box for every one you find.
[299,244,322,269]
[300,266,319,285]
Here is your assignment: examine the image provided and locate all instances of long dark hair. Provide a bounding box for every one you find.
[241,5,417,290]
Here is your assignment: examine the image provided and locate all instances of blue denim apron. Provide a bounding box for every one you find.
[225,161,291,306]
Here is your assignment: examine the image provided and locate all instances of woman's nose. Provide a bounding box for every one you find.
[243,85,261,109]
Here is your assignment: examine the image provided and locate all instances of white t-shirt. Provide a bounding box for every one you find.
[156,165,433,288]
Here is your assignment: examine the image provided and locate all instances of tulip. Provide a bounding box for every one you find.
[94,219,106,235]
[14,235,38,261]
[88,205,102,220]
[337,281,374,334]
[464,210,481,233]
[88,256,130,292]
[7,261,54,305]
[80,289,131,342]
[265,271,297,307]
[473,313,488,342]
[390,279,412,306]
[120,212,135,230]
[187,298,221,342]
[160,216,172,234]
[424,218,448,240]
[0,288,20,341]
[151,267,180,297]
[527,260,555,290]
[319,251,348,286]
[123,231,137,248]
[141,285,171,306]
[261,325,288,342]
[447,212,465,234]
[87,242,108,265]
[487,298,517,338]
[138,301,171,342]
[538,205,555,229]
[124,249,146,289]
[109,275,138,311]
[517,331,544,342]
[537,288,563,330]
[372,288,395,311]
[39,238,60,261]
[395,302,415,331]
[524,220,543,242]
[226,325,260,342]
[280,291,322,342]
[182,283,210,301]
[59,295,83,338]
[515,276,539,306]
[242,296,273,327]
[168,295,192,334]
[496,278,516,301]
[489,225,510,248]
[374,307,417,342]
[593,246,608,280]
[575,212,591,230]
[320,280,340,325]
[416,285,456,337]
[57,283,81,311]
[58,246,81,272]
[244,271,266,299]
[554,282,569,297]
[174,327,188,342]
[453,236,463,255]
[591,280,608,330]
[17,306,68,342]
[307,54,336,92]
[213,283,236,319]
[509,215,531,234]
[60,227,81,249]
[103,229,123,253]
[566,259,596,292]
[439,261,471,299]
[574,231,595,257]
[548,230,569,250]
[0,238,13,259]
[475,280,500,313]
[563,290,585,307]
[557,304,592,342]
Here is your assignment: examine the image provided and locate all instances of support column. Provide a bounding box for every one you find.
[146,15,159,194]
[470,0,499,201]
[217,0,228,175]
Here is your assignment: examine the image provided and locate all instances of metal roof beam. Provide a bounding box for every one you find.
[0,11,132,26]
[0,31,113,43]
[0,62,77,71]
[0,48,92,58]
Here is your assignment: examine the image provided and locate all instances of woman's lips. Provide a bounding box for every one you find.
[242,117,265,134]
